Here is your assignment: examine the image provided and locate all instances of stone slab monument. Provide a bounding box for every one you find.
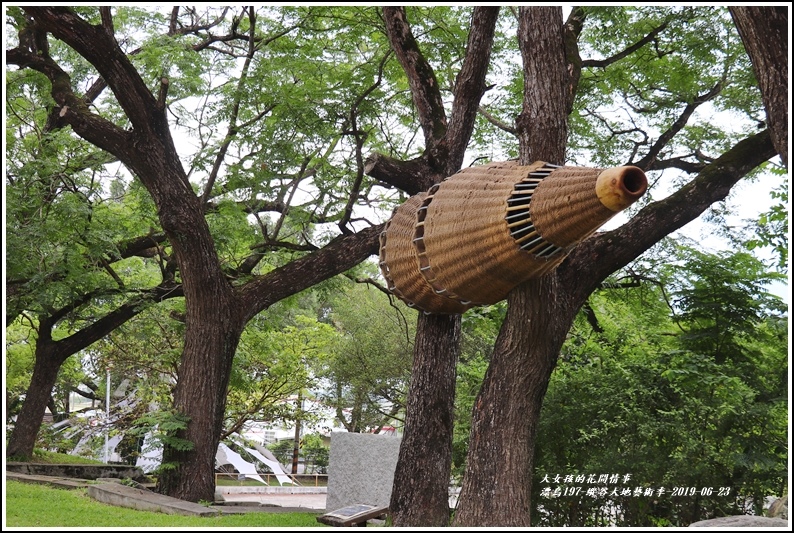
[325,431,402,511]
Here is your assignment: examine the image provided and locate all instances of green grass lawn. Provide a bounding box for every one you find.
[8,447,106,464]
[4,480,326,528]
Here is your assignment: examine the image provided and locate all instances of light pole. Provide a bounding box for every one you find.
[104,365,111,463]
[292,391,302,475]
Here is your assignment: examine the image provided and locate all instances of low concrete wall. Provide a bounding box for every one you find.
[6,470,91,489]
[87,482,217,517]
[6,462,147,482]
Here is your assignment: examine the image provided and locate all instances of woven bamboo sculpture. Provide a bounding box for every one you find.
[379,160,647,313]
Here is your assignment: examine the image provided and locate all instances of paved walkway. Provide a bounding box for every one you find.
[218,491,327,511]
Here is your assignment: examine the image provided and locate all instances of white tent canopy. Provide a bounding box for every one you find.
[216,441,294,486]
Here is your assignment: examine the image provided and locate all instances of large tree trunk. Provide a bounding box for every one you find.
[453,276,576,526]
[156,287,243,501]
[729,7,788,168]
[6,335,67,460]
[16,8,240,502]
[378,7,499,527]
[389,313,461,526]
[453,7,571,526]
[12,7,389,502]
[452,7,781,525]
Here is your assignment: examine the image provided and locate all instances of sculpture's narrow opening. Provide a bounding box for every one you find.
[622,167,648,197]
[596,166,648,211]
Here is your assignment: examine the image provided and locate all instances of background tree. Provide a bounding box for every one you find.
[316,281,416,433]
[267,437,296,469]
[265,432,330,475]
[530,245,787,526]
[300,432,330,475]
[5,43,179,459]
[5,215,178,460]
[222,311,334,440]
[371,6,501,526]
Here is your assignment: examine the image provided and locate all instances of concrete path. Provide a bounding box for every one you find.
[218,490,327,511]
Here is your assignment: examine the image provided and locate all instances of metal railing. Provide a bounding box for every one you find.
[215,471,328,487]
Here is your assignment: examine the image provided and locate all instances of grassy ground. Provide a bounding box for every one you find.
[4,480,326,528]
[5,450,326,527]
[8,448,106,464]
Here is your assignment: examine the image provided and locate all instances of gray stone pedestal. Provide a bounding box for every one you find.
[325,432,401,511]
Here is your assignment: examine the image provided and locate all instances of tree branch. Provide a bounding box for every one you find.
[632,81,723,170]
[113,232,169,261]
[200,7,260,204]
[582,19,670,69]
[516,6,569,164]
[581,299,604,334]
[477,105,517,135]
[45,279,183,362]
[6,41,133,161]
[563,6,587,113]
[22,7,161,138]
[647,156,708,174]
[239,225,383,319]
[369,8,499,191]
[364,153,435,195]
[99,6,114,35]
[382,7,448,163]
[445,7,500,174]
[729,6,788,168]
[562,129,777,302]
[339,52,392,233]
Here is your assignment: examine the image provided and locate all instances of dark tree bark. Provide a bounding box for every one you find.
[729,7,788,168]
[514,7,570,166]
[455,275,574,527]
[157,283,242,498]
[389,314,461,526]
[8,11,242,489]
[453,7,570,526]
[378,7,500,526]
